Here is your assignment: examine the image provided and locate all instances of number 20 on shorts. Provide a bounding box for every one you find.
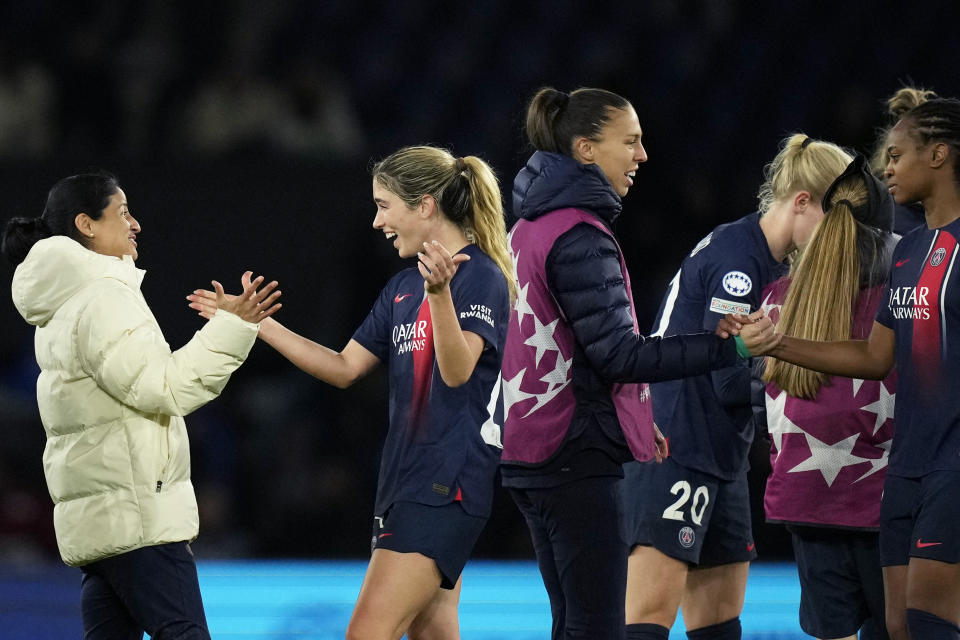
[662,481,710,526]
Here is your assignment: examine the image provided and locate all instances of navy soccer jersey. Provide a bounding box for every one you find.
[352,243,510,518]
[650,213,785,479]
[876,218,960,477]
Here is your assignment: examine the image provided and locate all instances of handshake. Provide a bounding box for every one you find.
[717,310,780,357]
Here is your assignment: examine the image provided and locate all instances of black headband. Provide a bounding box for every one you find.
[822,154,894,231]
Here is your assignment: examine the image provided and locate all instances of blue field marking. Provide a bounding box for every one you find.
[0,560,806,639]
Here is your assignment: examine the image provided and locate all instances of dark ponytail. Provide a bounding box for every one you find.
[1,171,119,266]
[2,217,52,265]
[524,86,631,156]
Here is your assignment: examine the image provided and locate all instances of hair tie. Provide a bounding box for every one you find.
[801,137,814,149]
[833,198,855,212]
[552,92,570,122]
[455,157,465,174]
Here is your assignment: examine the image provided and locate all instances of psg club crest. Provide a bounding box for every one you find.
[678,526,695,549]
[722,271,752,297]
[930,248,947,267]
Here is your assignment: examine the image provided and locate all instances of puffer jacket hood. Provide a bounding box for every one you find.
[512,151,622,226]
[12,236,143,327]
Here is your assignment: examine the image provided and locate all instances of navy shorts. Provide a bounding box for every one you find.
[371,501,487,589]
[880,470,960,566]
[622,458,756,566]
[789,526,887,639]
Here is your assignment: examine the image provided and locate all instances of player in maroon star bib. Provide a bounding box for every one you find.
[761,154,898,640]
[743,97,960,640]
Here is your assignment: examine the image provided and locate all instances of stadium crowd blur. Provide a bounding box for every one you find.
[2,0,958,564]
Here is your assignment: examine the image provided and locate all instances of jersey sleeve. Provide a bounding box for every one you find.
[351,277,397,361]
[451,259,509,352]
[698,244,765,331]
[699,237,766,407]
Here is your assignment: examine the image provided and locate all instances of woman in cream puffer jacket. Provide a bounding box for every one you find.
[3,172,280,639]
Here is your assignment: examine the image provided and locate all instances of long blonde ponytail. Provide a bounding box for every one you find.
[764,180,865,398]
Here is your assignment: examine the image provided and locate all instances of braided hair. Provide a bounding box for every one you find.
[900,98,960,184]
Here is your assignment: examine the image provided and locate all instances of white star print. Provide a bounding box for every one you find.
[510,246,534,319]
[766,390,805,458]
[523,316,560,368]
[539,355,573,390]
[502,368,535,420]
[860,382,895,435]
[788,432,868,487]
[854,439,891,483]
[522,381,570,418]
[507,244,577,420]
[852,378,865,396]
[760,290,782,320]
[514,282,536,327]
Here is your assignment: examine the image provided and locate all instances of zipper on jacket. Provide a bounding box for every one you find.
[156,419,172,494]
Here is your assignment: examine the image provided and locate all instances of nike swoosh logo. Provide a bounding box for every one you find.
[916,540,942,548]
[378,532,393,539]
[896,259,911,267]
[394,294,413,303]
[746,543,755,552]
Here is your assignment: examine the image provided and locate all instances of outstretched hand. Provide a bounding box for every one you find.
[418,240,469,295]
[186,271,282,324]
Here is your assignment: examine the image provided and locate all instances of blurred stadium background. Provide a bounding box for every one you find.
[1,0,957,636]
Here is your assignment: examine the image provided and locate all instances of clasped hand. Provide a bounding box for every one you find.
[713,309,781,356]
[714,309,764,339]
[738,313,780,355]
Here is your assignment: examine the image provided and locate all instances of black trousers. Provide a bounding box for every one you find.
[80,541,210,640]
[511,475,628,640]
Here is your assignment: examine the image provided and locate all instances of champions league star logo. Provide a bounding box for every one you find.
[722,271,753,297]
[931,247,947,267]
[678,526,695,549]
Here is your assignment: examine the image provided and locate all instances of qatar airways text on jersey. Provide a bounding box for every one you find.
[888,286,932,319]
[393,320,430,354]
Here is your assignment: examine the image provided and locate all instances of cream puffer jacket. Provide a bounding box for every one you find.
[11,236,259,566]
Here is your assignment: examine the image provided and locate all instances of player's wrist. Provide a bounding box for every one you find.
[424,283,451,297]
[734,335,752,359]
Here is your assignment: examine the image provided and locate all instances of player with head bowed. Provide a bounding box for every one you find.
[622,134,853,640]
